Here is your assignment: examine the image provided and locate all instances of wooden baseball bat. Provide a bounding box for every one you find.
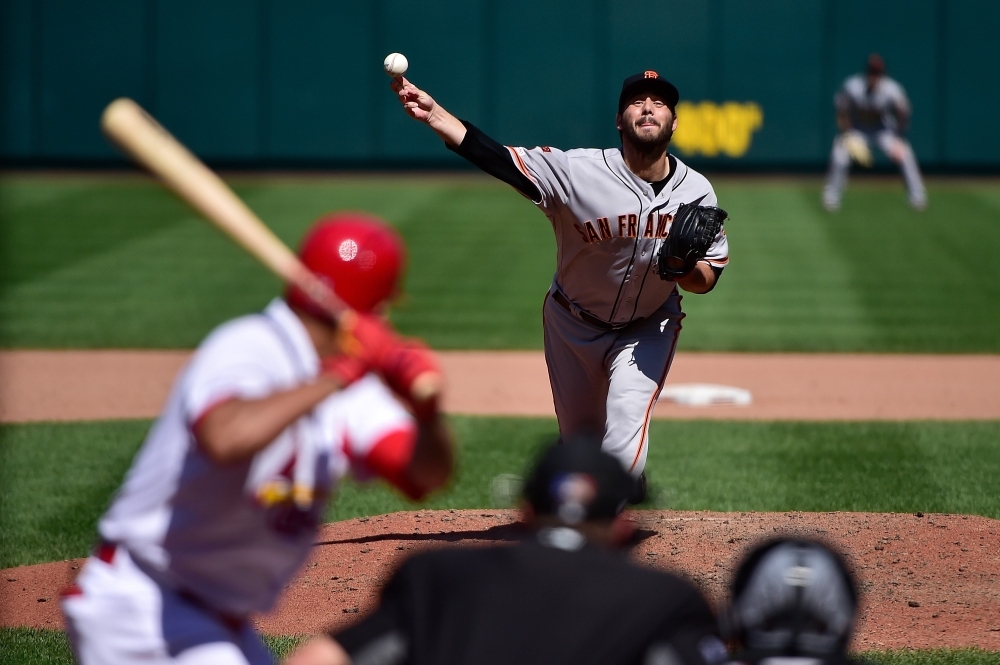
[100,98,441,400]
[100,97,347,323]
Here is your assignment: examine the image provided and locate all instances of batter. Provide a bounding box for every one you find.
[391,71,729,498]
[61,214,453,665]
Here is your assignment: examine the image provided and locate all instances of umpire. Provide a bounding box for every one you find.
[285,437,727,665]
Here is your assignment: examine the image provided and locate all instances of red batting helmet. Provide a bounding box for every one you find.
[286,212,405,316]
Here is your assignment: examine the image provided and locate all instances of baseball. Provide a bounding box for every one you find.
[383,52,408,77]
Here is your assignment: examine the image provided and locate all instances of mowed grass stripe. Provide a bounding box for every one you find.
[821,181,1000,353]
[3,418,999,569]
[3,175,1000,351]
[388,184,554,348]
[656,420,1000,515]
[0,421,153,569]
[0,220,279,348]
[678,182,875,351]
[0,628,302,664]
[2,629,994,665]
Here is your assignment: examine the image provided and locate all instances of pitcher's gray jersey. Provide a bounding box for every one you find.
[835,74,910,133]
[508,146,729,324]
[498,144,727,478]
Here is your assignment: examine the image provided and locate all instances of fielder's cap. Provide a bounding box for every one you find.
[523,434,636,524]
[618,71,680,113]
[867,53,886,76]
[726,537,858,662]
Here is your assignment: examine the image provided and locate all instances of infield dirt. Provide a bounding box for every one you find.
[2,350,999,422]
[3,510,999,650]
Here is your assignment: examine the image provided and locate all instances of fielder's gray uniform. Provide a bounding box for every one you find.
[823,74,927,210]
[508,147,728,475]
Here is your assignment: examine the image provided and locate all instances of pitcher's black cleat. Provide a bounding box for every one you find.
[627,472,648,505]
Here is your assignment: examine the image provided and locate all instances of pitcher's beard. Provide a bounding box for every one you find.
[622,122,673,156]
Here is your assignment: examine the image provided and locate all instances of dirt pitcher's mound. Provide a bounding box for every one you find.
[3,510,998,651]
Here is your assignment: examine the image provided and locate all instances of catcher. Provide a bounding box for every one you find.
[822,53,927,211]
[285,436,728,665]
[390,69,730,499]
[723,537,862,665]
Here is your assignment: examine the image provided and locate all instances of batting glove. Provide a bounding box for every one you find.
[381,339,443,420]
[336,312,399,369]
[321,353,370,388]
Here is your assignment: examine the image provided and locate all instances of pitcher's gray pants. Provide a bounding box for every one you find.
[823,130,927,209]
[542,288,684,477]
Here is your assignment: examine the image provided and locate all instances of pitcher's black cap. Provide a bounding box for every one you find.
[523,434,637,524]
[618,71,680,113]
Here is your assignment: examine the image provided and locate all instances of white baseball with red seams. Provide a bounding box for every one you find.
[383,53,408,77]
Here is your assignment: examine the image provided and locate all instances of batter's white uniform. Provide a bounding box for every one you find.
[509,147,728,475]
[61,299,418,665]
[823,73,927,210]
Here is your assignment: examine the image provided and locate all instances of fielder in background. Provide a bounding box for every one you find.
[723,537,861,665]
[285,436,728,665]
[391,70,729,501]
[61,213,454,665]
[823,53,927,211]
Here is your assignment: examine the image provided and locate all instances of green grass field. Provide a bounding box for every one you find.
[2,628,994,665]
[2,173,998,662]
[2,175,999,351]
[0,628,303,665]
[4,417,999,568]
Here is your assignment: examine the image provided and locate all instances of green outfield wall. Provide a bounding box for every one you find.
[1,0,998,168]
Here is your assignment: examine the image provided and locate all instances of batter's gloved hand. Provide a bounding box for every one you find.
[381,339,443,421]
[336,312,399,373]
[321,353,369,388]
[655,203,728,280]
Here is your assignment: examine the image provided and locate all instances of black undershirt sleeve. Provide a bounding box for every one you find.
[447,120,542,202]
[451,126,725,287]
[697,265,723,293]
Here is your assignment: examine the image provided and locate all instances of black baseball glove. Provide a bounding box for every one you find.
[655,203,728,280]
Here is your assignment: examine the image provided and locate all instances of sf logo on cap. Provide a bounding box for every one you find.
[644,70,659,79]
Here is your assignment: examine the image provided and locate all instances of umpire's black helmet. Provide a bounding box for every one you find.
[522,434,636,524]
[724,537,858,663]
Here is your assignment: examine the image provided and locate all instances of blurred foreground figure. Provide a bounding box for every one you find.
[822,53,927,211]
[61,213,453,665]
[286,437,727,665]
[724,538,860,665]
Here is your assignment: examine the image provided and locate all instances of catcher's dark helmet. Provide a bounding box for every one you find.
[285,212,405,316]
[725,537,858,663]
